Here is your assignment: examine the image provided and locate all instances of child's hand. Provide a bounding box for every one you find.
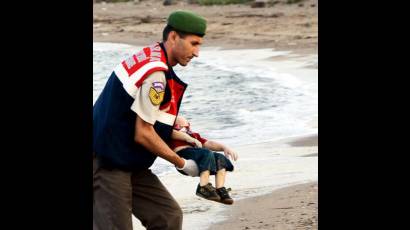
[223,147,238,161]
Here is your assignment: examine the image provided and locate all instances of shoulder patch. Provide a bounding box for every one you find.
[149,81,165,106]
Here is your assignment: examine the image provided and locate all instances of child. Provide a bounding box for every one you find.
[170,116,238,205]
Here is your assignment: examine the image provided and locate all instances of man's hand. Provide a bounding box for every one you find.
[223,147,238,161]
[176,159,199,176]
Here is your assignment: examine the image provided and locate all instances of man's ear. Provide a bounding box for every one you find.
[169,31,178,45]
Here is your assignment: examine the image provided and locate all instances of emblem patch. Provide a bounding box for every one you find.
[149,83,165,106]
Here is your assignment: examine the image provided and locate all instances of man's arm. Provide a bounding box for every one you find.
[171,129,202,148]
[135,115,185,168]
[131,70,198,176]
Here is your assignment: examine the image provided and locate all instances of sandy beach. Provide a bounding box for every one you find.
[210,182,318,230]
[93,0,318,54]
[94,1,318,229]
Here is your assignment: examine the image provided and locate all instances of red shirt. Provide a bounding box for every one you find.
[169,130,208,150]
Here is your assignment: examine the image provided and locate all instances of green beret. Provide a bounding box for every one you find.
[167,10,207,36]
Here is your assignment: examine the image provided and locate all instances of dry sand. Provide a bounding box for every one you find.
[93,0,317,54]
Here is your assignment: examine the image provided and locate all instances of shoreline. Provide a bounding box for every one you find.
[287,134,318,147]
[92,39,317,56]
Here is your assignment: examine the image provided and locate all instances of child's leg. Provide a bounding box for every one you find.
[215,168,233,205]
[213,153,234,189]
[199,170,210,186]
[215,168,226,189]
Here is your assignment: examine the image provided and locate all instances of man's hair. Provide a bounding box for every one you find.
[162,25,204,42]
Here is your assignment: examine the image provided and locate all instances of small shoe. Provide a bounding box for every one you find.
[196,183,221,202]
[216,187,234,205]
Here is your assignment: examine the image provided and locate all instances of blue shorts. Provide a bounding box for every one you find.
[176,147,234,176]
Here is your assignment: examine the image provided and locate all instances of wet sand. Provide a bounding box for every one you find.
[210,182,318,230]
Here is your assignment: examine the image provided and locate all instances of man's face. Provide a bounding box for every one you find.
[172,34,203,66]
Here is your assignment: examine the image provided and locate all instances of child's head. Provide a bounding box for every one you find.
[174,116,190,131]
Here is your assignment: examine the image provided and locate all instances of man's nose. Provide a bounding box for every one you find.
[192,47,199,57]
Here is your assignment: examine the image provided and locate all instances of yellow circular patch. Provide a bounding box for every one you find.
[149,87,165,105]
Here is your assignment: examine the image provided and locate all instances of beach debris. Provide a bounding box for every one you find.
[251,0,266,8]
[226,12,284,18]
[141,16,152,23]
[287,0,303,4]
[163,0,173,5]
[272,12,285,18]
[302,218,314,225]
[274,206,294,209]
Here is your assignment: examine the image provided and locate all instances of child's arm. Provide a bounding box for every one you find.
[171,129,202,148]
[203,140,238,161]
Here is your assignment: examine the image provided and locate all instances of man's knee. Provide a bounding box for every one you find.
[142,207,183,230]
[162,199,184,229]
[161,205,183,230]
[172,204,183,222]
[170,208,183,230]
